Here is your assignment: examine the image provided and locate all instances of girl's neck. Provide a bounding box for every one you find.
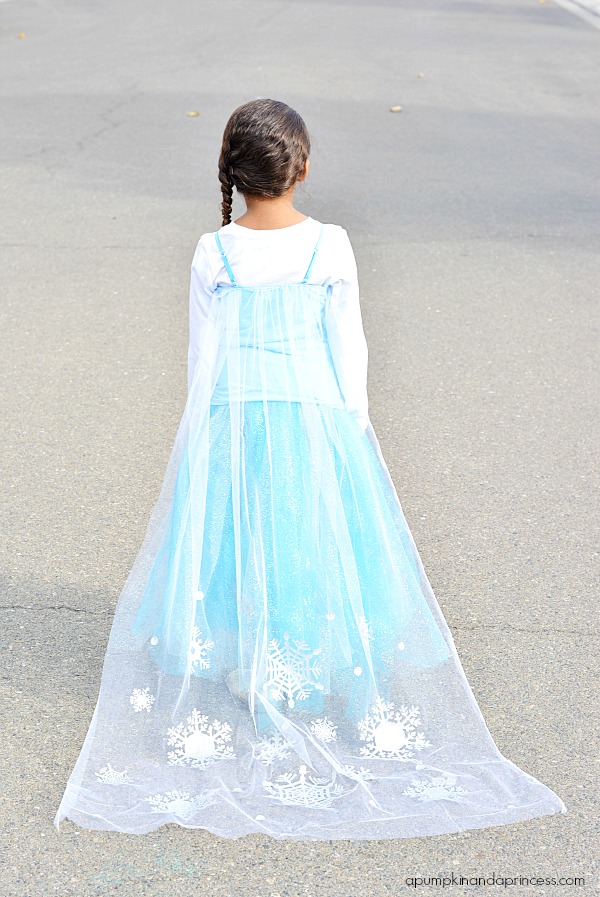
[234,190,307,231]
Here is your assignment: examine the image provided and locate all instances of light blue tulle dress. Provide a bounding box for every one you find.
[54,225,566,838]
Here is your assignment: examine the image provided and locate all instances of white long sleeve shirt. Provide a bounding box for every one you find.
[187,216,369,431]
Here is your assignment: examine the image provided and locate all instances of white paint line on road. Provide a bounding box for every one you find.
[552,0,600,29]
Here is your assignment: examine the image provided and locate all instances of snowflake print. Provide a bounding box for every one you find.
[310,717,338,743]
[358,697,431,759]
[252,733,292,766]
[263,764,346,808]
[403,777,467,803]
[239,591,257,623]
[95,764,130,784]
[167,708,235,769]
[265,632,323,708]
[189,626,214,672]
[129,687,155,713]
[146,788,219,819]
[356,615,374,641]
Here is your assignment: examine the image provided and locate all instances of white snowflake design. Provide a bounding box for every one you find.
[356,615,374,641]
[403,776,468,803]
[263,764,346,808]
[252,733,292,766]
[239,590,258,623]
[189,626,214,672]
[167,708,235,769]
[264,632,323,708]
[129,687,155,713]
[146,788,219,819]
[95,763,130,784]
[358,697,431,759]
[309,717,338,743]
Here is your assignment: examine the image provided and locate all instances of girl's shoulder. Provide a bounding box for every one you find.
[191,219,355,287]
[195,218,350,250]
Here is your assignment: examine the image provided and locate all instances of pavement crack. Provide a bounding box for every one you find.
[451,623,589,635]
[76,94,138,150]
[0,604,114,616]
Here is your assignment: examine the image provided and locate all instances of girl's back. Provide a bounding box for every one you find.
[189,218,366,414]
[197,216,333,288]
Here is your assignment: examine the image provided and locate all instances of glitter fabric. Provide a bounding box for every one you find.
[54,227,566,838]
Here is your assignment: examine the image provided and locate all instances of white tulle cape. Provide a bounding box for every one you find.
[54,243,566,838]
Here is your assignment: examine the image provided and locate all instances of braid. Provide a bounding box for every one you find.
[218,144,233,226]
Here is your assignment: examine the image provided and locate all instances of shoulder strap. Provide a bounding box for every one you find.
[302,225,325,283]
[214,232,237,285]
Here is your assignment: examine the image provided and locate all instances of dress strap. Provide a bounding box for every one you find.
[214,232,238,285]
[302,225,325,283]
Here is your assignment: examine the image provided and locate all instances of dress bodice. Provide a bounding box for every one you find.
[208,229,346,410]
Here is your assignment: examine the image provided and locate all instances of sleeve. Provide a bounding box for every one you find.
[324,229,370,432]
[187,240,214,393]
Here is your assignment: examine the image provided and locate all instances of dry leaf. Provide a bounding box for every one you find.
[186,110,200,117]
[389,105,403,113]
[17,32,26,39]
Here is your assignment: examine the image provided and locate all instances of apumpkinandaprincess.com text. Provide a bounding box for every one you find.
[405,874,585,888]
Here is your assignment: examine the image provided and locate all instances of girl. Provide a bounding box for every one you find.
[55,99,565,839]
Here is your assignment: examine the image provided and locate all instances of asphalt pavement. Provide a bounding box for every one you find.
[1,0,598,895]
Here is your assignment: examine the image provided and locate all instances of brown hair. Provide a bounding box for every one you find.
[218,99,311,226]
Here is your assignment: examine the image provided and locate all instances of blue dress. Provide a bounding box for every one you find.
[54,227,566,839]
